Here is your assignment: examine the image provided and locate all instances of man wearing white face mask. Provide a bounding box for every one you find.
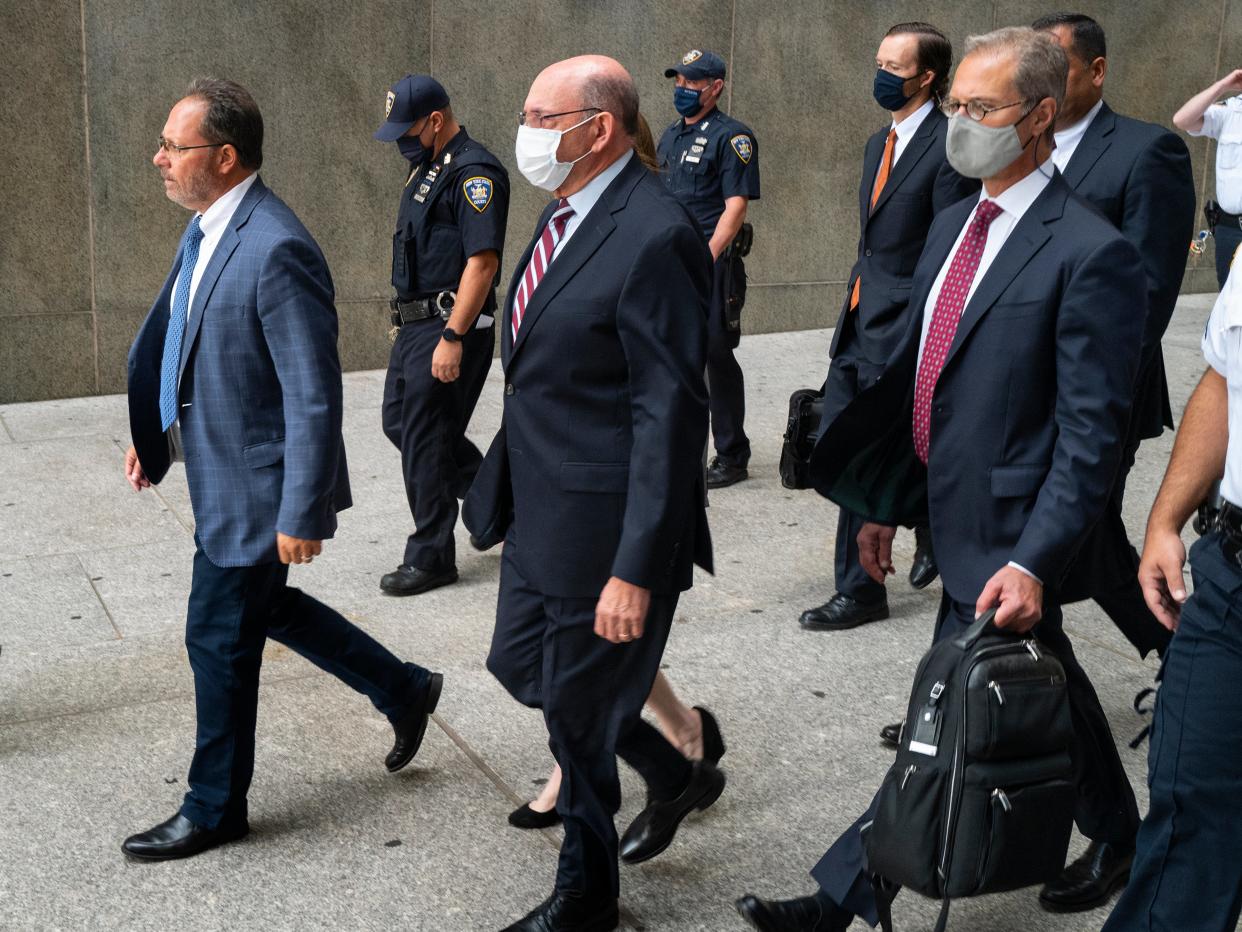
[738,27,1146,931]
[464,55,717,932]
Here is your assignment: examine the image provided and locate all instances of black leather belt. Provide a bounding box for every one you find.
[1216,500,1242,566]
[390,291,455,327]
[1209,200,1242,230]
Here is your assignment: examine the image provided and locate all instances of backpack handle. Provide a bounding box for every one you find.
[953,606,1001,650]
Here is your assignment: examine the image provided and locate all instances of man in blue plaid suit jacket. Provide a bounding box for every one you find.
[122,78,443,862]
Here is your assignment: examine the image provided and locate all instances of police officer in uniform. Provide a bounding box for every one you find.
[374,75,509,595]
[658,50,760,489]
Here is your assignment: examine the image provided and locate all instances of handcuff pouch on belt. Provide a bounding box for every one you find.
[388,291,455,342]
[722,222,753,333]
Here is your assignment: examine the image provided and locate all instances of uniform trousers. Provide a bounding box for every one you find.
[821,347,887,605]
[1104,533,1242,932]
[811,594,1141,926]
[179,537,427,829]
[486,529,692,899]
[1214,222,1242,290]
[707,255,750,468]
[382,317,494,571]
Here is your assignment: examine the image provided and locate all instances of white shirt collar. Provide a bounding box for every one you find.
[197,173,258,238]
[891,98,935,143]
[1053,99,1103,155]
[983,159,1055,222]
[564,149,633,220]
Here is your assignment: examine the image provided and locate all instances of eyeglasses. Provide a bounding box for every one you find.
[516,107,601,129]
[157,136,225,156]
[940,98,1029,122]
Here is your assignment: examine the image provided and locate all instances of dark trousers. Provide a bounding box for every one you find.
[1215,222,1242,289]
[811,594,1141,926]
[823,350,887,604]
[707,255,750,467]
[179,539,426,829]
[1104,534,1242,932]
[486,529,692,899]
[1062,432,1173,659]
[382,319,494,570]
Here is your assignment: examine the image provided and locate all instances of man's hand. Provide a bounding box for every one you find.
[124,445,151,491]
[1139,526,1188,631]
[594,576,652,644]
[858,522,898,583]
[977,565,1043,633]
[277,533,323,565]
[431,337,463,383]
[1220,68,1242,94]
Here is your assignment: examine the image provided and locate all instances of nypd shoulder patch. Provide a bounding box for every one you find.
[730,134,753,164]
[463,176,493,213]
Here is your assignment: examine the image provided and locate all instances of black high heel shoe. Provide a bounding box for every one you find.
[694,706,726,765]
[507,802,562,830]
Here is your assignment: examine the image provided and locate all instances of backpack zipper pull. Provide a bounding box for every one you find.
[1025,640,1042,662]
[988,679,1005,705]
[902,764,918,789]
[929,681,945,704]
[992,788,1012,812]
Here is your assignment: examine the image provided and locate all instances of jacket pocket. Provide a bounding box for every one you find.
[559,462,628,494]
[986,299,1043,321]
[989,463,1048,498]
[243,438,285,469]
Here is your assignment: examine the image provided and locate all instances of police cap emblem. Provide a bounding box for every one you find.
[464,175,493,213]
[385,90,395,117]
[730,134,753,164]
[682,49,703,65]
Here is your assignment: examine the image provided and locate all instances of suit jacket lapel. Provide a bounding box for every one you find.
[941,177,1064,369]
[501,201,556,366]
[859,129,886,228]
[178,177,269,380]
[869,109,941,219]
[1060,102,1115,189]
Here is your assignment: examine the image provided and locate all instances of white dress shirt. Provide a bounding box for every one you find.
[1191,96,1242,215]
[891,98,935,165]
[551,148,634,260]
[1203,255,1242,507]
[916,160,1055,583]
[1051,99,1104,172]
[170,173,258,319]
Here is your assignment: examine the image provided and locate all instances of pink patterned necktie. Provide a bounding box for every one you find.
[511,198,575,341]
[912,199,1004,464]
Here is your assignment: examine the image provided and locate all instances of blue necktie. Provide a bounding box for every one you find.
[159,216,204,430]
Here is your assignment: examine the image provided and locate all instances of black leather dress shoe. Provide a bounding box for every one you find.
[706,457,748,489]
[908,525,939,590]
[879,721,903,748]
[1038,840,1134,912]
[799,593,889,631]
[735,890,854,931]
[386,672,443,772]
[695,705,727,765]
[508,802,562,830]
[122,812,249,861]
[500,891,619,931]
[619,760,725,863]
[379,564,458,596]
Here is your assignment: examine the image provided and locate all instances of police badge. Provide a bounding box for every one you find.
[682,49,703,65]
[730,134,753,164]
[384,90,395,118]
[463,176,493,213]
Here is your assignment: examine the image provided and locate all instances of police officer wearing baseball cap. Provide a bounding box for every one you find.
[658,49,760,489]
[374,75,510,595]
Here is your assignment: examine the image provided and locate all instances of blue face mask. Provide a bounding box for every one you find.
[873,68,916,111]
[397,123,432,164]
[674,85,705,118]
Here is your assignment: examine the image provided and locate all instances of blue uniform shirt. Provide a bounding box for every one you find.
[656,107,760,238]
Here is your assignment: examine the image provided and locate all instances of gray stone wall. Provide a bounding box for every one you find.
[1,1,1229,402]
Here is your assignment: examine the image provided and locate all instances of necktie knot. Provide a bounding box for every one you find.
[185,214,204,247]
[974,199,1003,229]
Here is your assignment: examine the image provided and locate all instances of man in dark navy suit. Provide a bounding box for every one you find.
[465,56,718,932]
[1031,12,1197,909]
[122,79,441,862]
[799,21,978,635]
[737,28,1145,930]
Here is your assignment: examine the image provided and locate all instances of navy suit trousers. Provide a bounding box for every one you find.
[486,529,692,899]
[179,539,427,828]
[1104,534,1242,932]
[811,594,1140,925]
[382,318,494,570]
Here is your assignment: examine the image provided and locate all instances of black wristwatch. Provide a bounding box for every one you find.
[441,326,464,343]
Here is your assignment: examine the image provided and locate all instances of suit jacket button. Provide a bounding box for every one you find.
[865,248,873,257]
[505,384,515,396]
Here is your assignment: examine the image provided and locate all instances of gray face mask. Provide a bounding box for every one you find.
[945,109,1034,179]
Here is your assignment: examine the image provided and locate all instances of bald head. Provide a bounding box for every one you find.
[522,55,639,196]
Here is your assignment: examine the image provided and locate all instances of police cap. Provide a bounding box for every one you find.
[374,74,450,142]
[664,49,727,80]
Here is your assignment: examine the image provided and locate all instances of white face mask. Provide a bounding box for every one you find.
[945,109,1035,179]
[514,112,601,191]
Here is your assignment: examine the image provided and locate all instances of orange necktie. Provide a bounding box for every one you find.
[850,128,898,311]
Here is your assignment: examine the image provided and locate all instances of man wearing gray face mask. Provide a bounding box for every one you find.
[738,27,1145,930]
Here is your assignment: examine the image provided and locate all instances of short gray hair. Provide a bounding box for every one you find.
[582,71,639,137]
[964,26,1067,113]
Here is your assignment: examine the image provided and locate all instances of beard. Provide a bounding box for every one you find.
[162,162,216,209]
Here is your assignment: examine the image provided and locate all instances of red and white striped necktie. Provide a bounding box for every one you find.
[511,198,575,341]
